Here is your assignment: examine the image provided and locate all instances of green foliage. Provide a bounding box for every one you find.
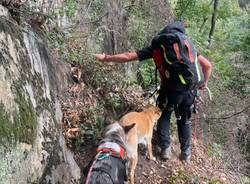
[169,169,223,184]
[242,175,250,184]
[89,0,105,21]
[81,121,102,141]
[174,0,239,23]
[208,143,222,158]
[128,16,149,49]
[175,0,198,20]
[59,0,79,18]
[43,26,66,50]
[127,2,170,90]
[179,0,249,98]
[169,170,190,183]
[204,178,224,184]
[138,59,156,87]
[42,25,86,65]
[71,105,105,148]
[38,0,88,65]
[0,104,13,144]
[226,13,250,59]
[105,92,125,119]
[211,12,249,97]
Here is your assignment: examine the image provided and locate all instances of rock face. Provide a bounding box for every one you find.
[0,5,79,184]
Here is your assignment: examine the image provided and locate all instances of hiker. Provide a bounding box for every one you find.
[94,21,212,163]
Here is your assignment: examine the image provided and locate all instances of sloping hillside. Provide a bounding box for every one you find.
[1,0,248,183]
[62,64,243,184]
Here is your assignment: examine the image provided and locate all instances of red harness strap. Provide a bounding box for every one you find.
[193,111,198,145]
[96,142,125,159]
[84,159,97,184]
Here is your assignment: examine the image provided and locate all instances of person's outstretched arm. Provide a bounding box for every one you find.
[198,54,212,89]
[94,52,139,63]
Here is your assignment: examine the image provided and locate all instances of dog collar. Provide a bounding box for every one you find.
[96,142,125,159]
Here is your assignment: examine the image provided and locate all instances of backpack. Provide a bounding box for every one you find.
[152,21,204,92]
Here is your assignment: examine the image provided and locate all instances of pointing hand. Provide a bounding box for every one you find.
[94,53,107,62]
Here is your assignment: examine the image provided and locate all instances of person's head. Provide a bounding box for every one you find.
[159,20,187,35]
[181,20,188,28]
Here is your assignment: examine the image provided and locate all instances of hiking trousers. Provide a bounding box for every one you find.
[156,86,196,154]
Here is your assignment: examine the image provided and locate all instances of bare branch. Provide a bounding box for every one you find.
[79,12,108,25]
[207,0,219,49]
[207,105,250,120]
[199,17,208,33]
[191,105,250,123]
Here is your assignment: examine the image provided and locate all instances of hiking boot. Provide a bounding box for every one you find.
[179,152,191,164]
[161,147,172,160]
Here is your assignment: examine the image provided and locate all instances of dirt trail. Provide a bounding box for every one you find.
[62,68,241,184]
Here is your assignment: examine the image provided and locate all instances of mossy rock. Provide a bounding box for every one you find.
[0,85,37,145]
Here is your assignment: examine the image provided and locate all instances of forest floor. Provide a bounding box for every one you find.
[61,65,242,184]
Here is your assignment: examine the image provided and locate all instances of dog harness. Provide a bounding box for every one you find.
[84,142,127,184]
[96,142,125,159]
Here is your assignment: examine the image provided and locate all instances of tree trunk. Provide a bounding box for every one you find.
[103,0,128,54]
[207,0,219,49]
[199,17,208,33]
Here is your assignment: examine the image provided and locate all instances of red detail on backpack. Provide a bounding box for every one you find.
[153,49,166,82]
[173,43,181,62]
[184,39,194,63]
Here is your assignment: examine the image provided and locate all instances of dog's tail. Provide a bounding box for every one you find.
[123,123,135,134]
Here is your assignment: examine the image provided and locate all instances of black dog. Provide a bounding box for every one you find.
[83,122,135,184]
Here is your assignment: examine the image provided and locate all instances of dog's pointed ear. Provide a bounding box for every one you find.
[123,123,135,134]
[155,107,162,115]
[143,103,154,110]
